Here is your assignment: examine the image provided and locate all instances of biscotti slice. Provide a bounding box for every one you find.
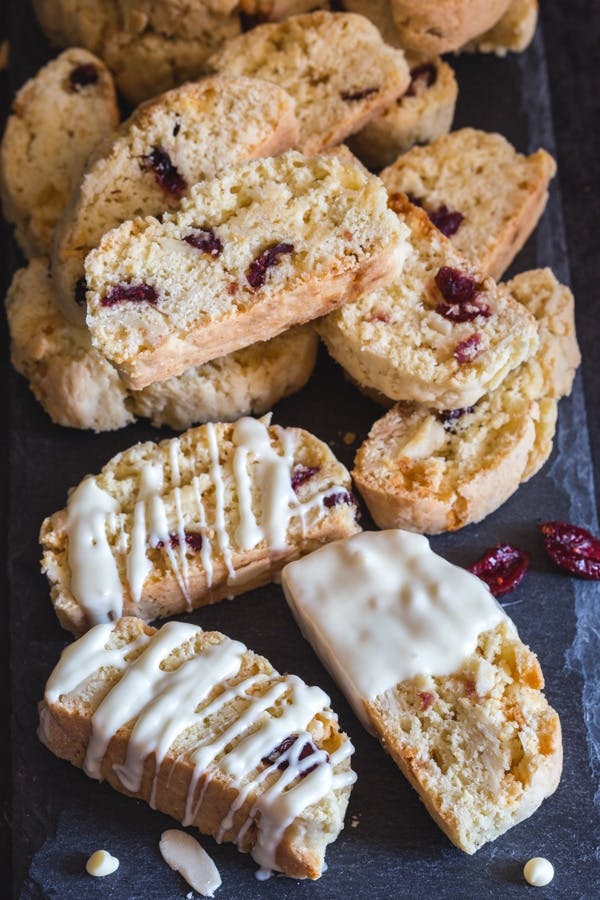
[40,415,361,635]
[239,0,322,21]
[84,150,409,390]
[352,268,579,533]
[39,617,356,879]
[32,0,119,55]
[380,129,556,280]
[282,530,562,853]
[390,0,511,55]
[347,57,458,171]
[317,194,538,410]
[118,0,239,38]
[52,76,298,326]
[209,11,411,155]
[0,48,118,258]
[6,259,318,432]
[462,0,538,55]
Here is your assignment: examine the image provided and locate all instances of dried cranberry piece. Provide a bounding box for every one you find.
[438,407,474,424]
[262,735,324,777]
[454,333,483,364]
[540,521,600,579]
[157,531,203,552]
[247,242,294,290]
[340,86,379,102]
[418,691,435,710]
[101,282,158,307]
[367,310,390,324]
[436,301,490,322]
[323,490,355,509]
[428,205,464,238]
[435,266,480,305]
[405,63,437,97]
[69,63,98,91]
[183,230,223,257]
[468,543,530,598]
[141,146,186,196]
[291,465,319,491]
[75,276,87,306]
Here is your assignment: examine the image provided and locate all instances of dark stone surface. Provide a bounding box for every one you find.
[2,2,599,898]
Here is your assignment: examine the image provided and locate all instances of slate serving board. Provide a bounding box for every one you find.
[5,5,600,898]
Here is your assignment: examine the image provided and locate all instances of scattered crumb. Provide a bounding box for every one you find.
[351,815,360,828]
[0,41,9,71]
[343,431,357,445]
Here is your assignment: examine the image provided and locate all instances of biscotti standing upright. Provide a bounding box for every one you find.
[40,416,361,635]
[0,48,119,258]
[39,617,356,879]
[84,150,409,389]
[380,128,556,280]
[282,530,562,853]
[317,194,538,410]
[209,11,411,154]
[351,268,580,534]
[52,75,298,325]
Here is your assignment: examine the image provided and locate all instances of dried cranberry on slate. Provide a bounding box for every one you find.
[435,266,479,304]
[405,63,437,97]
[101,283,158,307]
[454,333,483,363]
[75,276,87,306]
[540,521,600,579]
[291,465,319,491]
[428,205,464,237]
[246,242,294,290]
[468,543,530,598]
[141,146,186,196]
[262,735,324,777]
[69,63,98,91]
[340,86,379,102]
[183,229,223,257]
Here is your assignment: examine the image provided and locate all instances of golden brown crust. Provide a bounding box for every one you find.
[391,0,512,55]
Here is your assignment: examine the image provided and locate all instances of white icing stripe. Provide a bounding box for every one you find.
[205,422,235,578]
[127,464,163,604]
[282,530,509,731]
[191,475,214,589]
[66,479,124,624]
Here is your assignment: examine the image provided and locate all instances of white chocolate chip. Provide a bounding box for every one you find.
[159,830,221,897]
[85,849,119,877]
[523,857,554,887]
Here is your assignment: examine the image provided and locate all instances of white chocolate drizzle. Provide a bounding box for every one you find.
[64,418,352,621]
[44,620,355,878]
[282,530,510,731]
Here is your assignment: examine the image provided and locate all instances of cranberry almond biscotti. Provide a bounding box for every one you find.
[390,0,512,55]
[283,530,562,854]
[40,416,361,635]
[39,617,355,880]
[84,150,409,390]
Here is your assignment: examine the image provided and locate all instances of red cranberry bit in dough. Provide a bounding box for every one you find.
[262,735,324,777]
[323,490,356,510]
[246,242,294,290]
[405,63,437,97]
[100,283,158,307]
[291,465,319,491]
[454,333,483,363]
[141,146,186,196]
[435,266,479,304]
[340,86,380,102]
[468,543,530,598]
[183,230,223,257]
[540,521,600,579]
[438,407,474,423]
[69,63,98,91]
[157,532,203,552]
[428,205,464,238]
[419,691,435,710]
[367,310,391,324]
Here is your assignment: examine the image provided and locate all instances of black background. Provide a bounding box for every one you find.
[1,2,599,897]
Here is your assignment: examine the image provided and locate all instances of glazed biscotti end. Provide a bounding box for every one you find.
[40,416,361,636]
[84,150,410,390]
[39,617,355,879]
[282,530,562,854]
[209,10,411,155]
[0,47,118,258]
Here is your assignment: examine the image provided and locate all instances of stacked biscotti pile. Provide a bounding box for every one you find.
[2,0,576,888]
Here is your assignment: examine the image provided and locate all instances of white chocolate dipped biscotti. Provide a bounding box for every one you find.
[352,268,580,534]
[209,11,410,155]
[317,194,538,410]
[39,617,355,879]
[84,150,409,390]
[282,530,562,854]
[7,259,318,432]
[52,75,298,325]
[0,47,118,258]
[380,128,556,281]
[40,416,361,635]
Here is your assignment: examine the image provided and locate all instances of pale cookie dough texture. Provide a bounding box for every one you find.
[84,150,409,390]
[317,195,538,411]
[390,0,512,55]
[7,259,318,432]
[0,48,118,258]
[209,11,411,155]
[380,128,556,280]
[463,0,538,55]
[352,268,580,534]
[52,75,298,325]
